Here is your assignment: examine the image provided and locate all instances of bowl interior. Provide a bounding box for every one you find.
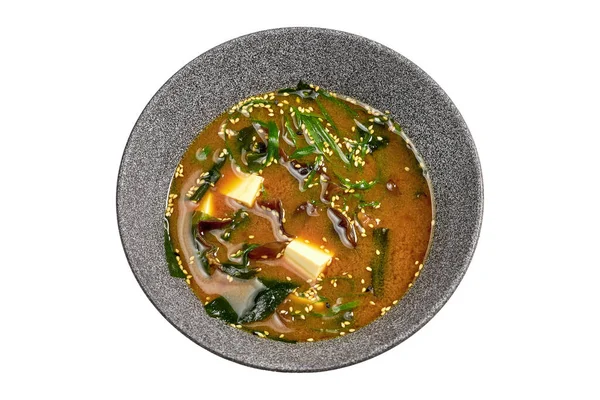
[117,27,483,372]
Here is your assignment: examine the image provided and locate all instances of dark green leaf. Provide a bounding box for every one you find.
[320,91,358,117]
[358,200,381,209]
[296,110,349,164]
[371,227,389,298]
[220,209,250,241]
[337,175,378,190]
[278,80,319,99]
[284,116,297,146]
[195,146,211,161]
[219,244,260,280]
[303,155,323,190]
[265,121,279,166]
[315,97,339,135]
[164,220,186,279]
[205,297,238,324]
[239,281,298,323]
[189,156,227,202]
[290,145,317,159]
[330,300,360,315]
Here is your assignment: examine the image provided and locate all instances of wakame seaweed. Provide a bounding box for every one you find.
[205,297,238,324]
[238,280,298,323]
[164,219,186,279]
[204,280,299,326]
[218,244,260,280]
[189,155,226,202]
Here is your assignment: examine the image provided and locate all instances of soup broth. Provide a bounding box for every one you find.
[165,82,433,342]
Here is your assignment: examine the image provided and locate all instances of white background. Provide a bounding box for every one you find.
[1,1,599,399]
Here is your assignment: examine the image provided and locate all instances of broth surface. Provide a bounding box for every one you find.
[165,83,433,342]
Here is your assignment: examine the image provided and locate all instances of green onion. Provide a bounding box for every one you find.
[371,228,389,297]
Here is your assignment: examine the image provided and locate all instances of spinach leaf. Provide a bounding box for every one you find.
[205,297,238,324]
[239,281,298,323]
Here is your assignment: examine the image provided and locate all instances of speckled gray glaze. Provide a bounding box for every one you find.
[117,27,483,372]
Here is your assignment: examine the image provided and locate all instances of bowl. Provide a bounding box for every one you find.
[117,27,483,372]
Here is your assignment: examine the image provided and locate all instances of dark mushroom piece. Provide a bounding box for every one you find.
[327,207,358,248]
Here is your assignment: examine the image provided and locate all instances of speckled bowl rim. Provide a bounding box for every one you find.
[117,27,483,372]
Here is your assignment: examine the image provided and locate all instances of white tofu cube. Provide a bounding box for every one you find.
[283,238,332,281]
[196,191,214,216]
[219,173,264,207]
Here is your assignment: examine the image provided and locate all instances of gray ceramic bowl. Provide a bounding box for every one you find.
[117,27,483,372]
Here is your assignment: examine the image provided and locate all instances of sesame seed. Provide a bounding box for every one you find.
[369,301,376,306]
[376,249,381,255]
[306,338,314,342]
[366,266,373,272]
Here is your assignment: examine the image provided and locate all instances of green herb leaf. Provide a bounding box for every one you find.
[290,145,317,159]
[284,116,297,146]
[358,200,381,209]
[330,300,360,315]
[303,155,323,190]
[195,146,211,161]
[296,110,349,164]
[319,90,358,117]
[315,97,339,135]
[265,121,279,166]
[239,281,298,323]
[205,297,239,324]
[371,227,389,298]
[337,175,378,190]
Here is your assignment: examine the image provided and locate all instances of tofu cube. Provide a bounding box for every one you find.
[283,238,332,281]
[219,173,264,207]
[196,191,214,216]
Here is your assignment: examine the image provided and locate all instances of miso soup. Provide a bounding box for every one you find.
[164,82,433,342]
